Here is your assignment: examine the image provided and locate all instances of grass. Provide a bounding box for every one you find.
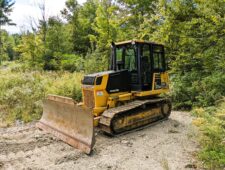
[161,158,170,170]
[192,101,225,169]
[0,61,84,126]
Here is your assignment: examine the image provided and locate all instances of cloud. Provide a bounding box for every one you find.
[3,0,87,34]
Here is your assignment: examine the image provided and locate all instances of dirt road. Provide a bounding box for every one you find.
[0,111,199,170]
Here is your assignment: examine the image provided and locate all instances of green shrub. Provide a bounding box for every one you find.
[84,51,108,73]
[171,72,225,110]
[61,54,84,72]
[196,73,225,107]
[192,102,225,169]
[0,63,84,126]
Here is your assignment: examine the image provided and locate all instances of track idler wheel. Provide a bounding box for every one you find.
[161,100,172,118]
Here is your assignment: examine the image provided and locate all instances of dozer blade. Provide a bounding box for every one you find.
[36,95,95,154]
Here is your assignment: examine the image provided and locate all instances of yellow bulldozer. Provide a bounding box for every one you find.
[37,40,172,154]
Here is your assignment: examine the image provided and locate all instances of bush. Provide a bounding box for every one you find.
[196,73,225,107]
[61,54,84,72]
[0,62,83,126]
[192,102,225,169]
[84,50,108,73]
[171,72,225,110]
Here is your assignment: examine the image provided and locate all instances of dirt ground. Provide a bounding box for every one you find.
[0,111,200,170]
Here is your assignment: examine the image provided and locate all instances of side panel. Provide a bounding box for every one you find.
[106,70,130,94]
[134,72,170,97]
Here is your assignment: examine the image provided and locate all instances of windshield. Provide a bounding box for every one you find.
[116,45,137,71]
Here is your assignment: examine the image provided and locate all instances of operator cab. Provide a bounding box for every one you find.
[111,40,167,91]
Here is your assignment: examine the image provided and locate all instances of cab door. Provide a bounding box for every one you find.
[140,44,152,90]
[115,44,139,90]
[152,44,166,90]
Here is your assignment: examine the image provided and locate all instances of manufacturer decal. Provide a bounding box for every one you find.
[96,91,104,96]
[110,89,119,93]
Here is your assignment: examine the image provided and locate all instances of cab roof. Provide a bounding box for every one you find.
[115,40,163,46]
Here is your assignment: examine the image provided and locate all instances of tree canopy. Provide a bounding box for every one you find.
[0,0,15,26]
[1,0,225,108]
[0,0,15,63]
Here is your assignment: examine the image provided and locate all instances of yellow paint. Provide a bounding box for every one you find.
[113,107,161,130]
[115,40,163,46]
[82,60,169,125]
[94,116,101,127]
[81,70,170,123]
[134,89,169,97]
[80,41,170,127]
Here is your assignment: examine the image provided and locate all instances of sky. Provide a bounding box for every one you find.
[3,0,86,34]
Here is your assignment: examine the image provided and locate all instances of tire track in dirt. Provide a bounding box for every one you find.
[0,122,85,169]
[0,123,60,155]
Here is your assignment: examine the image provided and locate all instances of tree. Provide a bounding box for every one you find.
[0,0,15,63]
[38,0,47,46]
[0,0,15,26]
[0,30,16,61]
[61,0,84,54]
[15,32,44,68]
[46,17,72,54]
[88,0,119,70]
[116,0,157,39]
[78,0,98,52]
[151,0,225,108]
[61,0,98,55]
[43,17,73,70]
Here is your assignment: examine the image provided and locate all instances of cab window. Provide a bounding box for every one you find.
[116,48,123,61]
[124,47,136,71]
[153,45,164,71]
[116,45,137,71]
[141,44,151,71]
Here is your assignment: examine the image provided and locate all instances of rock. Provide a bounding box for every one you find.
[168,129,179,133]
[138,134,146,138]
[173,122,180,128]
[0,162,4,168]
[26,154,31,159]
[127,143,133,147]
[121,140,129,144]
[55,154,80,165]
[121,140,133,147]
[60,147,65,151]
[107,165,112,169]
[185,163,197,169]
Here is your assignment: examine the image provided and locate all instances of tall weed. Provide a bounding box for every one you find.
[192,102,225,169]
[0,62,83,126]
